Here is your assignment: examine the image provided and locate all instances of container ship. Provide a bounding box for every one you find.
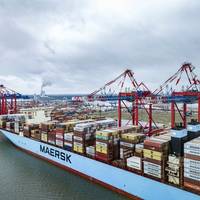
[0,111,200,200]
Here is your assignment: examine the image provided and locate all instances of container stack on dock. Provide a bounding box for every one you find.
[95,129,119,162]
[73,122,96,154]
[184,137,200,193]
[143,135,170,181]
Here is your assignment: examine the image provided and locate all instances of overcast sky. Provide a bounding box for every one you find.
[0,0,199,94]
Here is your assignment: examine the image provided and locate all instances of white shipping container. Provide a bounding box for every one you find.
[56,134,63,139]
[120,141,134,148]
[48,140,55,145]
[184,137,200,149]
[143,161,161,173]
[144,169,161,178]
[184,167,200,174]
[56,139,63,147]
[168,155,181,165]
[64,133,73,141]
[74,136,83,141]
[170,129,187,138]
[135,143,144,150]
[86,146,95,155]
[19,132,24,137]
[184,158,200,169]
[41,133,47,142]
[74,141,83,147]
[64,142,72,147]
[143,161,162,178]
[127,156,142,170]
[14,122,19,133]
[85,134,92,140]
[184,148,200,156]
[184,172,200,181]
[96,141,107,148]
[187,124,200,132]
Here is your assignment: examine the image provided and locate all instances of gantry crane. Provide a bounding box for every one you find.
[0,85,29,115]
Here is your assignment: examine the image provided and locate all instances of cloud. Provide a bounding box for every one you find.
[0,0,199,94]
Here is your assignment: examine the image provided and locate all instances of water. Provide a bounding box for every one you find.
[0,134,128,200]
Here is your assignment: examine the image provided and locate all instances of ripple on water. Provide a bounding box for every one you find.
[0,134,128,200]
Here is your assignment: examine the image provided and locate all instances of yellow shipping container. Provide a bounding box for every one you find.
[41,134,47,142]
[143,149,163,161]
[152,151,163,161]
[96,146,107,154]
[152,154,162,161]
[96,145,107,150]
[96,148,107,154]
[153,151,162,157]
[96,130,118,137]
[121,133,144,142]
[168,175,180,185]
[143,149,152,159]
[121,133,137,140]
[96,142,107,148]
[73,145,83,153]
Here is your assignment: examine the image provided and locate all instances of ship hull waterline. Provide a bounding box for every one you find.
[1,129,199,200]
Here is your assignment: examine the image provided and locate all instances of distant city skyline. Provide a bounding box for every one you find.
[0,0,200,94]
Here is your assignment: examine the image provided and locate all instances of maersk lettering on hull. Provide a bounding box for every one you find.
[40,145,72,163]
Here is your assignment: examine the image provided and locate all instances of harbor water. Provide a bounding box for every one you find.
[0,133,128,200]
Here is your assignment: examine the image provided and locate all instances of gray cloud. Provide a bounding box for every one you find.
[0,0,199,94]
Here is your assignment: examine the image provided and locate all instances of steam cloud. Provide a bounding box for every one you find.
[41,80,52,88]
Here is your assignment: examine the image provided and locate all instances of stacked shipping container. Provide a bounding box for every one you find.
[73,122,96,154]
[184,137,200,193]
[143,135,170,181]
[95,129,119,162]
[166,155,183,186]
[2,115,200,195]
